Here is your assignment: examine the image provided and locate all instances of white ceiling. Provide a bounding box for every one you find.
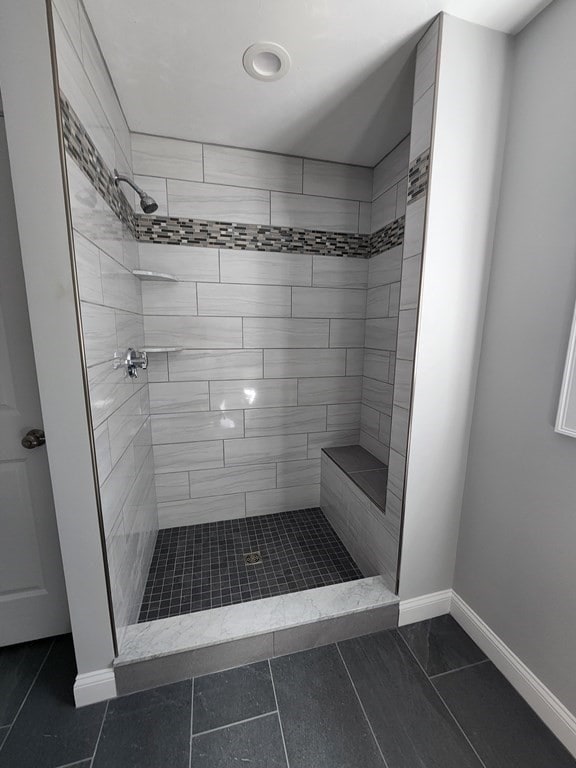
[84,0,553,166]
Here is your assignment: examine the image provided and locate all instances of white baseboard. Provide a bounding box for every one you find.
[74,668,117,707]
[398,589,452,626]
[451,591,576,758]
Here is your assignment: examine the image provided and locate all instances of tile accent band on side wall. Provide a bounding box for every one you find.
[60,92,405,259]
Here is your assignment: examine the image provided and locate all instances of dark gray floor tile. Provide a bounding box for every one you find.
[271,644,385,768]
[193,661,276,734]
[324,445,386,473]
[434,660,576,768]
[350,469,388,509]
[0,727,9,750]
[92,680,191,768]
[339,630,483,768]
[0,636,106,768]
[399,615,486,676]
[54,762,91,767]
[192,713,287,768]
[0,637,52,726]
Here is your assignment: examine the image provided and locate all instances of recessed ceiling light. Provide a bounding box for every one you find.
[243,42,291,82]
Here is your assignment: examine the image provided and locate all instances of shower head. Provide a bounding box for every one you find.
[113,170,159,214]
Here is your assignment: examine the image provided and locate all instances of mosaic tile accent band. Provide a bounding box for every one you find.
[60,94,136,232]
[60,93,408,258]
[407,149,430,204]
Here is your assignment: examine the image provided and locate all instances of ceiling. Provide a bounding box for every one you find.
[84,0,553,167]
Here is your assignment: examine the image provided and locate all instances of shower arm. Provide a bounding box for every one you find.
[113,170,147,198]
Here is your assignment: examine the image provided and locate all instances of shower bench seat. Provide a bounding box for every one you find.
[320,445,399,593]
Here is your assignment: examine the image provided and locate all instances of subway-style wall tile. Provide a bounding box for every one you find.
[364,318,398,351]
[264,348,346,378]
[369,246,403,287]
[100,252,141,314]
[80,301,116,366]
[329,319,366,348]
[210,378,297,410]
[388,282,401,317]
[371,186,397,234]
[390,405,410,456]
[149,381,209,414]
[346,348,365,376]
[358,431,390,465]
[245,405,326,437]
[246,485,320,516]
[168,349,263,381]
[410,85,435,161]
[362,377,393,414]
[224,434,308,466]
[396,309,418,361]
[94,421,112,482]
[292,287,366,319]
[302,159,372,202]
[327,403,362,431]
[155,472,190,503]
[360,404,380,439]
[404,197,426,258]
[144,316,243,348]
[153,441,224,473]
[243,317,329,348]
[414,18,440,104]
[131,133,203,181]
[142,281,198,316]
[366,285,390,319]
[363,350,390,382]
[220,249,312,286]
[158,493,246,527]
[197,283,291,317]
[151,410,244,444]
[307,429,361,458]
[167,178,270,225]
[312,255,368,289]
[399,253,422,310]
[298,376,362,405]
[138,244,220,282]
[373,136,410,199]
[204,144,302,193]
[271,192,359,233]
[276,459,321,488]
[74,230,102,303]
[187,464,276,499]
[393,359,413,410]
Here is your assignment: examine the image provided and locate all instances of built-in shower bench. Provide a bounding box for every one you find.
[320,445,399,593]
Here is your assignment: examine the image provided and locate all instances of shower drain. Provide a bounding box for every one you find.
[244,551,262,565]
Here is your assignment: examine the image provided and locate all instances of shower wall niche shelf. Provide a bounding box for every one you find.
[142,347,184,354]
[133,269,178,282]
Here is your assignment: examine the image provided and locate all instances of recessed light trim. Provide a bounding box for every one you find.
[243,42,291,81]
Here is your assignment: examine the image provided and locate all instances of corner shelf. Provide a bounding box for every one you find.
[132,270,178,282]
[141,347,184,354]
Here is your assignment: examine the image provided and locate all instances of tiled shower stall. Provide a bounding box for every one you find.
[52,0,437,648]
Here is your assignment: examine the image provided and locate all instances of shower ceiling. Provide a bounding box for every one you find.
[83,0,552,166]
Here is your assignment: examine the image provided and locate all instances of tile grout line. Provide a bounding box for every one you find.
[89,698,109,767]
[335,643,391,768]
[192,709,278,739]
[429,658,490,680]
[395,631,489,768]
[2,638,55,749]
[268,659,292,768]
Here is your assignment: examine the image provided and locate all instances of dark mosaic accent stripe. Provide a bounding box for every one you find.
[370,215,405,255]
[138,507,363,622]
[407,149,430,204]
[60,92,404,258]
[60,93,136,232]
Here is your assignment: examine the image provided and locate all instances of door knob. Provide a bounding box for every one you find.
[21,428,46,449]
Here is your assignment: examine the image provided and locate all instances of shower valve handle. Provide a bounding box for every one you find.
[115,347,148,378]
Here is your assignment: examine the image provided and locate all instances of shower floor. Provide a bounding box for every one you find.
[138,507,363,623]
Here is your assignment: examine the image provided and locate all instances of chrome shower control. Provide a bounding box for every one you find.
[114,348,148,378]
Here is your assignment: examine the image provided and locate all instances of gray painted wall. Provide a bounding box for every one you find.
[454,0,576,714]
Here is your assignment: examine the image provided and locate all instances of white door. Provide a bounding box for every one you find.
[0,114,70,645]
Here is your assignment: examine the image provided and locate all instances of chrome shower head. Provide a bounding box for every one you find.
[113,170,158,214]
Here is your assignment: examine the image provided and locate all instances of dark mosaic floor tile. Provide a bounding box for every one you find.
[191,713,287,768]
[434,661,576,768]
[350,468,388,510]
[324,445,386,473]
[193,661,276,734]
[271,644,385,768]
[399,614,486,676]
[0,727,8,750]
[54,762,91,768]
[0,637,52,726]
[138,508,362,622]
[92,680,191,768]
[0,636,106,768]
[339,630,483,768]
